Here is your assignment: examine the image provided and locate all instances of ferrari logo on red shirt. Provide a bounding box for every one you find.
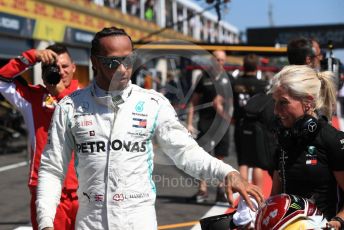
[42,94,57,109]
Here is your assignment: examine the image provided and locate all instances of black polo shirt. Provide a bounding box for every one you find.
[275,119,344,219]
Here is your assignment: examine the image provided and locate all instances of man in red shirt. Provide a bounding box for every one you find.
[0,44,79,230]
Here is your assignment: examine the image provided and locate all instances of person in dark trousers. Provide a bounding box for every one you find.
[232,54,268,189]
[187,50,233,203]
[270,65,344,229]
[0,45,79,230]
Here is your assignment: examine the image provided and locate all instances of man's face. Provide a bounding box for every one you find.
[91,35,133,91]
[213,50,226,68]
[210,50,226,76]
[55,52,75,88]
[42,52,75,90]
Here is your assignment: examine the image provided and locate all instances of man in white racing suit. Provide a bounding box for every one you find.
[36,27,263,230]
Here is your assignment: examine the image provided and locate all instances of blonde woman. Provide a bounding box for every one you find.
[270,65,344,229]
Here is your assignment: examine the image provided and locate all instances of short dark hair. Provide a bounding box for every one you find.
[42,44,72,72]
[46,44,71,56]
[91,27,133,56]
[243,54,258,72]
[287,37,315,65]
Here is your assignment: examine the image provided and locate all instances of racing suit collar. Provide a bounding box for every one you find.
[93,81,131,97]
[91,81,133,109]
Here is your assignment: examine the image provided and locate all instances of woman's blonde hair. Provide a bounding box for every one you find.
[269,65,336,119]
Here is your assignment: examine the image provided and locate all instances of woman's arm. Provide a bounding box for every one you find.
[270,170,281,196]
[326,171,344,229]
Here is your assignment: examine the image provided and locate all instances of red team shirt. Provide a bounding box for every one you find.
[0,49,78,189]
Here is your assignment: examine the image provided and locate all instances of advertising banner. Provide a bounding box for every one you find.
[0,12,35,38]
[64,27,95,45]
[247,24,344,48]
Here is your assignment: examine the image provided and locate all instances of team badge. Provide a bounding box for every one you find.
[135,101,144,112]
[306,145,318,165]
[42,94,57,109]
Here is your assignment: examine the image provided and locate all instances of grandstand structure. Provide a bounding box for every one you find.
[0,0,239,85]
[91,0,239,43]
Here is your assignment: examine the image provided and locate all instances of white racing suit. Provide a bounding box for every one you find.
[36,81,236,230]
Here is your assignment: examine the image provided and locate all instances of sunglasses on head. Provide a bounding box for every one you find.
[95,53,135,70]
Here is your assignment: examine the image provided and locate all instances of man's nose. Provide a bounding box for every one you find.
[117,63,127,72]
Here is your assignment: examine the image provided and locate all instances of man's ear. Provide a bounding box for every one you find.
[305,56,312,65]
[90,56,95,65]
[90,56,98,75]
[72,62,76,74]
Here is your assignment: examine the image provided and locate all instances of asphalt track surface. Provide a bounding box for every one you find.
[0,126,238,230]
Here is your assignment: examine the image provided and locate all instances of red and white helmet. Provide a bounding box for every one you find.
[255,194,328,230]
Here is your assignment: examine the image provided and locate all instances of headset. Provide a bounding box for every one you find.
[277,114,320,149]
[291,114,319,139]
